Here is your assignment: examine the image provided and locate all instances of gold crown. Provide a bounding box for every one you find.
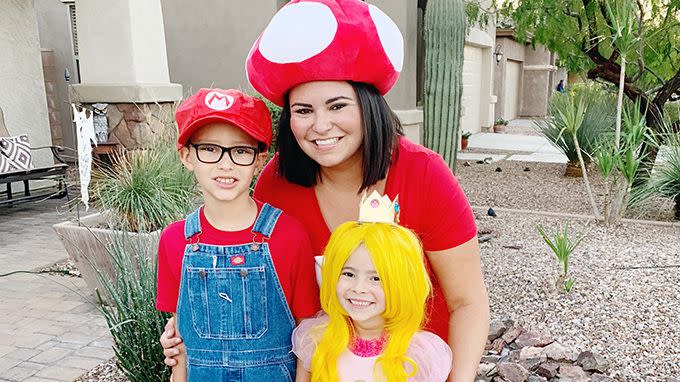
[359,190,400,224]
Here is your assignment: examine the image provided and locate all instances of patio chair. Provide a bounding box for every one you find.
[0,105,71,207]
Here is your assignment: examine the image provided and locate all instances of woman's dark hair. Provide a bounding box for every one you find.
[276,81,403,192]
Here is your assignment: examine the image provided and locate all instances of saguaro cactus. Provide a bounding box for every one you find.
[423,0,466,169]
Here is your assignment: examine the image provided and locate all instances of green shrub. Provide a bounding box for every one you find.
[90,133,198,232]
[95,233,171,382]
[252,94,282,161]
[537,82,615,165]
[629,117,680,219]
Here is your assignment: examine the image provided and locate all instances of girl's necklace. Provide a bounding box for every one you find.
[349,333,388,358]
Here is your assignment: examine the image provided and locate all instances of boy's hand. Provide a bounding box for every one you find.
[160,316,185,367]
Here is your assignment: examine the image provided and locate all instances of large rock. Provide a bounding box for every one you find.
[489,319,513,341]
[502,325,524,344]
[558,364,590,382]
[514,331,554,348]
[477,362,496,378]
[542,342,578,362]
[519,346,544,360]
[497,362,529,382]
[519,356,546,372]
[576,351,608,373]
[491,338,507,354]
[535,361,560,379]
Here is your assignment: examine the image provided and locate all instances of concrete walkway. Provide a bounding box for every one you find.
[458,119,569,165]
[0,199,113,382]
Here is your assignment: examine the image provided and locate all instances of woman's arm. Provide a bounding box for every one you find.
[295,359,311,382]
[427,237,489,382]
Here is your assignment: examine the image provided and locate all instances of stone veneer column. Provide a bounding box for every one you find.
[71,0,182,149]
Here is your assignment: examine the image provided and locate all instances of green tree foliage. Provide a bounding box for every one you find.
[501,0,680,176]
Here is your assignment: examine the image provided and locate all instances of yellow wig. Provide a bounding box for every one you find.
[311,222,432,382]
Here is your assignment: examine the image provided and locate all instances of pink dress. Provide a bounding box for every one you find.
[292,315,452,381]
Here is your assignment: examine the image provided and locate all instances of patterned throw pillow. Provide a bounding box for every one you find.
[0,134,34,174]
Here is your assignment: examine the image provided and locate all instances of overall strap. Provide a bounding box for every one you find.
[252,203,282,238]
[183,206,203,240]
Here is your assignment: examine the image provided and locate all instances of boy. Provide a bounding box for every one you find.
[156,88,320,381]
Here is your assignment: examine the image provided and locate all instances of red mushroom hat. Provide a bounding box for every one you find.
[246,0,404,106]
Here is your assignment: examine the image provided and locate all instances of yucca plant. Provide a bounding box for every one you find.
[90,132,198,232]
[629,115,680,220]
[649,146,680,219]
[544,90,602,219]
[595,100,650,225]
[95,231,171,382]
[536,223,585,292]
[537,83,615,177]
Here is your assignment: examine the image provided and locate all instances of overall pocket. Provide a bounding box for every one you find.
[186,266,267,339]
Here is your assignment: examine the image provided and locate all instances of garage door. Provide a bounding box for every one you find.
[504,60,522,120]
[461,45,483,133]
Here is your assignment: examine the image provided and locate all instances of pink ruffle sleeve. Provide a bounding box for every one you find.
[291,313,328,372]
[406,331,452,381]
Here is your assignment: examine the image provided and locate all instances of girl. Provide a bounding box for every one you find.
[293,194,452,381]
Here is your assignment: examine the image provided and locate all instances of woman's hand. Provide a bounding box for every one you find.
[160,316,185,367]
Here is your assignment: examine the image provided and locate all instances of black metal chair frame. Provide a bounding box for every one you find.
[1,145,72,208]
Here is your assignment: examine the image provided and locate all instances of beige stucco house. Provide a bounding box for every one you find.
[493,28,568,121]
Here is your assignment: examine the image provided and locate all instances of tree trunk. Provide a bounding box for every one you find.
[423,0,465,170]
[574,134,601,219]
[606,174,629,226]
[615,57,625,150]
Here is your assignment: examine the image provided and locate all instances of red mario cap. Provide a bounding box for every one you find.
[246,0,403,106]
[175,88,272,150]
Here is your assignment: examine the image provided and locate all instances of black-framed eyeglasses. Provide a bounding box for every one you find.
[189,143,259,166]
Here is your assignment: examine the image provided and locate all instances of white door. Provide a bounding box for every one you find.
[461,45,483,134]
[504,60,522,120]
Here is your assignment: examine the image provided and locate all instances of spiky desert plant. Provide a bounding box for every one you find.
[423,0,466,169]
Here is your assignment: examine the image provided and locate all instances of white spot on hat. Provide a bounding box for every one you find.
[368,4,403,72]
[205,91,234,111]
[258,2,337,64]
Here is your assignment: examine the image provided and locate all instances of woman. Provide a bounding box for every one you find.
[162,0,489,380]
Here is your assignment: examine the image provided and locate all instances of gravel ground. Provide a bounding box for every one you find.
[475,211,680,381]
[73,358,126,382]
[457,160,678,222]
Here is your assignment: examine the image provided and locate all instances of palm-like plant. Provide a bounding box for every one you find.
[539,88,602,219]
[536,223,585,292]
[537,83,615,177]
[630,116,680,220]
[650,147,680,219]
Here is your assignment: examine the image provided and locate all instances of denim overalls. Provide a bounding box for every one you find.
[176,204,297,381]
